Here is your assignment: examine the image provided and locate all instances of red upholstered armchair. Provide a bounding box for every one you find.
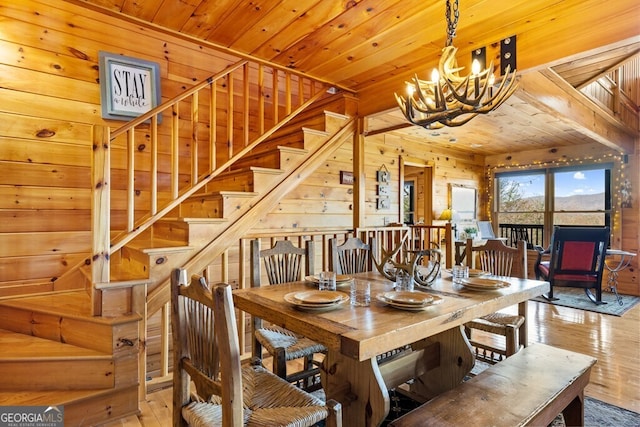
[534,226,610,304]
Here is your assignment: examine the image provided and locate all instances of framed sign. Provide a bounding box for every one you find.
[99,51,162,121]
[340,171,354,185]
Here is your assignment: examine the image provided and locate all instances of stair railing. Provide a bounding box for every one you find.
[87,59,331,313]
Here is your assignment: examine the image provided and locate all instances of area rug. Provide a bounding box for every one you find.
[530,287,640,316]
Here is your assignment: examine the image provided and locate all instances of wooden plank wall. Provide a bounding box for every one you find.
[0,0,273,292]
[251,130,486,232]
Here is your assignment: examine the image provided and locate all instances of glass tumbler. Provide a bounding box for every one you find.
[452,265,469,284]
[318,271,336,291]
[395,269,415,291]
[350,280,371,306]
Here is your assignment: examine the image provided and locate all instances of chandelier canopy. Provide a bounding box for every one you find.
[395,0,518,129]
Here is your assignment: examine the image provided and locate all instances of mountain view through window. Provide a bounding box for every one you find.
[495,165,611,246]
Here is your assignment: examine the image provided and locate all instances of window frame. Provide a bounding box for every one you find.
[494,163,612,247]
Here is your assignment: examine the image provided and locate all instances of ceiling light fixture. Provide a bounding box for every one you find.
[395,0,518,129]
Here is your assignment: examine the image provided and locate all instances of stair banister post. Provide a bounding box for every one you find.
[91,125,111,316]
[445,222,454,269]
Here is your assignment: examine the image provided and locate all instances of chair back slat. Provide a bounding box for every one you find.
[558,242,598,272]
[329,237,373,275]
[467,239,527,279]
[251,239,314,286]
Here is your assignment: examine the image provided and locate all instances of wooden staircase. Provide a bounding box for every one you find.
[0,292,140,425]
[111,99,356,314]
[0,83,356,424]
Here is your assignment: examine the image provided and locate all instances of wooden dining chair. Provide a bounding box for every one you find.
[171,268,342,427]
[463,239,528,362]
[329,236,374,274]
[534,226,610,305]
[251,239,326,391]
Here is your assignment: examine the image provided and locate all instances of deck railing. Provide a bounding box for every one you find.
[497,223,544,248]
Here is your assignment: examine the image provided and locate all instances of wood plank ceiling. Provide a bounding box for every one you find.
[75,0,640,156]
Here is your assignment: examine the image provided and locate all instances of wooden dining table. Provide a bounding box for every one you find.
[232,271,550,426]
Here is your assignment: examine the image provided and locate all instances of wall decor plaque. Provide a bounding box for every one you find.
[99,51,162,121]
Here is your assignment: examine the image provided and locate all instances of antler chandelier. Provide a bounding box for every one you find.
[395,0,518,129]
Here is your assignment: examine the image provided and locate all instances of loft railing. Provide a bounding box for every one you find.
[357,224,454,269]
[580,56,640,132]
[87,58,331,313]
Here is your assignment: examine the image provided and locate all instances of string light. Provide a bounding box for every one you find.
[484,152,626,239]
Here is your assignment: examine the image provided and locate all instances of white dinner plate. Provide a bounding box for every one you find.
[460,277,511,290]
[376,293,443,311]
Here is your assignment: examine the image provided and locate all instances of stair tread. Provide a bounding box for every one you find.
[0,290,139,324]
[158,217,228,224]
[0,290,91,316]
[126,238,192,252]
[244,145,309,158]
[186,190,258,200]
[220,166,284,175]
[94,277,151,289]
[0,329,110,359]
[0,388,119,405]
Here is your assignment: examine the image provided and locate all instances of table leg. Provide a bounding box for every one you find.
[322,351,389,427]
[409,326,474,400]
[606,270,623,305]
[518,300,528,348]
[321,327,473,426]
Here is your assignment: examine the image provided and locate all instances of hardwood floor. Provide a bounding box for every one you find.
[100,298,640,426]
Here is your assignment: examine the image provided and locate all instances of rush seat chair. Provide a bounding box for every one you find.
[251,239,326,391]
[171,268,342,427]
[464,239,528,362]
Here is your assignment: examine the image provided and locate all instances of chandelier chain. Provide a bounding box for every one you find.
[445,0,459,47]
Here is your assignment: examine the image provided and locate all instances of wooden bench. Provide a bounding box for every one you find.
[389,343,597,427]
